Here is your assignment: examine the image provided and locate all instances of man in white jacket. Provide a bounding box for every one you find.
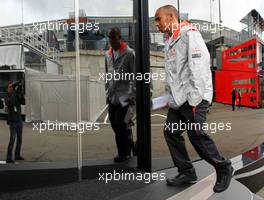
[155,5,233,193]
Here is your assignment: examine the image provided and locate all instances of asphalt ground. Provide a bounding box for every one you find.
[1,103,264,162]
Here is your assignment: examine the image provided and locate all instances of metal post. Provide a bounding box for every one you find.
[21,0,24,24]
[218,0,222,24]
[210,0,215,100]
[21,0,24,41]
[74,0,82,181]
[218,0,222,37]
[177,0,180,22]
[210,0,213,67]
[134,0,151,172]
[210,0,213,24]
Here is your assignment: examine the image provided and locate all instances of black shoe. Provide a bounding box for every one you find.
[213,166,234,193]
[6,159,15,163]
[114,155,130,163]
[166,168,198,186]
[15,156,25,161]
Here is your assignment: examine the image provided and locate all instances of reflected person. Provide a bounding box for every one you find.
[232,88,236,111]
[105,27,136,162]
[5,82,25,163]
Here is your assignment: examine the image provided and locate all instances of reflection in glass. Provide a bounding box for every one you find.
[77,0,137,168]
[0,0,79,164]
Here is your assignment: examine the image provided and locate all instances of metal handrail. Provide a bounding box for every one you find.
[0,26,59,62]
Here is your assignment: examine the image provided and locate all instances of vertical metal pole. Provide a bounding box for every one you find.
[218,0,222,36]
[210,0,213,24]
[21,0,25,69]
[210,0,215,100]
[21,0,24,41]
[218,0,221,23]
[134,0,151,172]
[74,0,82,181]
[21,0,24,25]
[210,0,213,67]
[177,0,180,22]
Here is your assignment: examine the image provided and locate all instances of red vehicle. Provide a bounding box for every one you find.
[215,38,264,108]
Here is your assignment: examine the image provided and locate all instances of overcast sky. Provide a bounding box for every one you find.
[0,0,263,31]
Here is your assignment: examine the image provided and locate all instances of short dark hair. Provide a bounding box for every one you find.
[159,5,179,21]
[108,27,121,39]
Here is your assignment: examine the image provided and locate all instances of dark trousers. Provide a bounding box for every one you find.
[238,98,241,108]
[164,100,230,173]
[7,121,23,160]
[232,99,236,111]
[108,103,133,156]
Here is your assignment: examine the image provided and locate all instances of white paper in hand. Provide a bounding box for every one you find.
[152,95,169,110]
[119,95,129,107]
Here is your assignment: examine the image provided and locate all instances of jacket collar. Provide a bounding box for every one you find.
[108,41,128,57]
[166,21,190,43]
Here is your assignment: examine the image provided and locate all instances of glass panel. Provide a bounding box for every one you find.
[151,0,264,172]
[0,0,78,173]
[79,0,137,171]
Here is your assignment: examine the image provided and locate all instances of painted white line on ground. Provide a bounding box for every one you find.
[151,114,167,118]
[104,113,109,124]
[247,188,254,200]
[234,165,264,179]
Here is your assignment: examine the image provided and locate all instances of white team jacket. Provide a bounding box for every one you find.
[164,22,213,109]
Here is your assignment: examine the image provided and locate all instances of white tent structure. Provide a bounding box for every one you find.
[0,43,106,123]
[25,68,106,122]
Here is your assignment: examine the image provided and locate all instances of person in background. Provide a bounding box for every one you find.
[5,81,25,163]
[238,89,242,108]
[232,88,237,111]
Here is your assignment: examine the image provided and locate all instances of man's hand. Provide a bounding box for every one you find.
[125,96,136,105]
[165,101,170,108]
